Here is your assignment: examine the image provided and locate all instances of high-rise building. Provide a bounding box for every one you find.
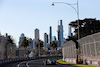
[68,25,72,37]
[28,38,33,48]
[18,33,25,48]
[33,39,36,49]
[52,36,56,41]
[57,20,64,47]
[4,33,8,38]
[44,33,48,48]
[35,28,39,42]
[49,26,52,44]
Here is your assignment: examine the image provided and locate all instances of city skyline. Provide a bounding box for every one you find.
[58,20,64,47]
[0,0,100,46]
[35,28,39,42]
[48,26,52,44]
[0,0,100,66]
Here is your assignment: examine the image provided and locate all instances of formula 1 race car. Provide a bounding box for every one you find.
[43,59,56,65]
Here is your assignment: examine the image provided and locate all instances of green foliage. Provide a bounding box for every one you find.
[66,36,78,48]
[50,41,57,49]
[20,37,29,47]
[7,35,15,44]
[56,59,95,67]
[36,39,43,48]
[69,18,100,39]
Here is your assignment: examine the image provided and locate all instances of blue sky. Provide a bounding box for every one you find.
[0,0,100,46]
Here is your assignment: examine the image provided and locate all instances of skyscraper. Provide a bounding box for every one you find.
[18,33,25,48]
[33,39,36,49]
[68,25,72,37]
[52,36,56,41]
[49,26,52,44]
[28,38,33,48]
[57,20,64,47]
[44,33,48,48]
[35,28,39,41]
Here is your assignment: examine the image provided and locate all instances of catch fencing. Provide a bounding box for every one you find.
[78,32,100,66]
[61,40,77,63]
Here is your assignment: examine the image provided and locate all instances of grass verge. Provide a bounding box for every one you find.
[56,59,96,67]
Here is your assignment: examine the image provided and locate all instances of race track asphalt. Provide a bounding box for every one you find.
[15,58,74,67]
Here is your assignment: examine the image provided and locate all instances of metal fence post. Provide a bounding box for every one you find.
[90,36,97,59]
[89,41,92,59]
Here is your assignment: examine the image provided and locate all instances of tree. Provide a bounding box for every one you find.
[36,39,43,49]
[6,35,15,44]
[20,37,29,47]
[3,34,16,59]
[69,18,100,39]
[66,36,78,49]
[50,41,58,50]
[35,39,43,56]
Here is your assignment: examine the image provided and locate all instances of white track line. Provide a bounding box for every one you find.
[17,62,21,67]
[17,61,26,67]
[26,60,34,67]
[26,62,30,67]
[17,60,34,67]
[12,62,19,67]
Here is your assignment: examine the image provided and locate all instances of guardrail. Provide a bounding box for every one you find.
[0,55,62,65]
[0,57,35,65]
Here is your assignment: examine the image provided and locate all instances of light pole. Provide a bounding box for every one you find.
[52,0,79,63]
[39,40,40,57]
[52,0,79,39]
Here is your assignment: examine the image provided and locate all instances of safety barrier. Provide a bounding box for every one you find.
[61,40,77,64]
[77,32,100,66]
[0,57,35,65]
[0,55,62,65]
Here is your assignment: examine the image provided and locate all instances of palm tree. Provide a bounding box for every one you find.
[36,39,43,49]
[20,37,29,47]
[35,39,43,56]
[50,41,57,50]
[4,35,15,59]
[7,35,15,44]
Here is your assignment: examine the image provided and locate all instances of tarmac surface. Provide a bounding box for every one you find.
[0,58,74,67]
[15,58,74,67]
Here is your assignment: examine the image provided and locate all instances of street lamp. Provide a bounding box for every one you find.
[52,0,79,39]
[52,0,80,63]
